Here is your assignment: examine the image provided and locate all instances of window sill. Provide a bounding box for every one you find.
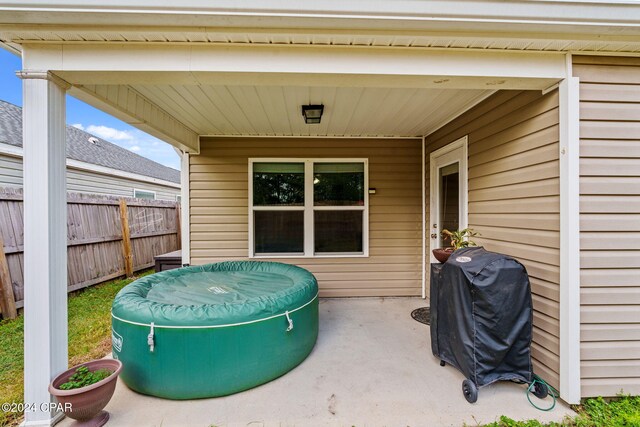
[250,253,369,259]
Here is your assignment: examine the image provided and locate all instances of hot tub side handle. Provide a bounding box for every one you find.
[285,311,293,332]
[148,322,155,352]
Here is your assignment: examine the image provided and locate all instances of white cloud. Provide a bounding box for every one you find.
[85,125,134,141]
[74,122,180,170]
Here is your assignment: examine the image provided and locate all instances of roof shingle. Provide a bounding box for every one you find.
[0,99,180,184]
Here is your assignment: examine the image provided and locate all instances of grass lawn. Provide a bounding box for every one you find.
[0,270,151,427]
[483,395,640,426]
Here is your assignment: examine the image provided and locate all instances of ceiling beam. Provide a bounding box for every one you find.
[68,84,200,153]
[22,42,567,90]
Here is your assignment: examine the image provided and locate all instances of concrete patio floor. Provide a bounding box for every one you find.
[64,297,575,426]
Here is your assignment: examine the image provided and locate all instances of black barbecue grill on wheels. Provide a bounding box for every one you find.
[430,246,548,403]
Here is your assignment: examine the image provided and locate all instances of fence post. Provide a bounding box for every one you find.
[119,199,134,277]
[176,202,182,250]
[0,232,17,319]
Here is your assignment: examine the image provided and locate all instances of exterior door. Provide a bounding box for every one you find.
[429,136,468,263]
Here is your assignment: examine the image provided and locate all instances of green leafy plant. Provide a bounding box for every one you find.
[441,228,479,250]
[58,365,113,390]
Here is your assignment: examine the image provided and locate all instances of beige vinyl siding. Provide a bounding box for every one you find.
[0,152,180,201]
[189,137,422,297]
[427,90,561,389]
[573,55,640,398]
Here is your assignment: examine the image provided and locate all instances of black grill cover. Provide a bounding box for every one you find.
[430,246,533,387]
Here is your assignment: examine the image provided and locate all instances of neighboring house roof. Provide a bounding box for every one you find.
[0,99,180,184]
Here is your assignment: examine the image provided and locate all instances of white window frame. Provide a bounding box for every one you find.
[133,188,157,200]
[248,158,369,258]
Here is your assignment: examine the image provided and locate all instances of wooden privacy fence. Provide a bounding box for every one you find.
[0,187,181,317]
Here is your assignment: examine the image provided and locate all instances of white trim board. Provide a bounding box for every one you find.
[181,151,190,266]
[24,44,566,90]
[201,135,422,140]
[0,142,180,189]
[558,76,581,404]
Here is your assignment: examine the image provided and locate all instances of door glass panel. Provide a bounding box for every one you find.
[439,162,459,246]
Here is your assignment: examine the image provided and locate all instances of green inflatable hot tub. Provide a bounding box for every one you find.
[111,261,319,399]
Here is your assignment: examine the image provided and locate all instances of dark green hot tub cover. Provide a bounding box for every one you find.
[112,261,318,327]
[111,261,319,399]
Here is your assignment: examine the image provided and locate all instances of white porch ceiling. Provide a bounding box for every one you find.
[113,84,492,137]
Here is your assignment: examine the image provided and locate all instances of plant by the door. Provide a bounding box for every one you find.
[432,228,479,263]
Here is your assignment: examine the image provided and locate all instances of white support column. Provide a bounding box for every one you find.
[559,76,581,404]
[181,151,190,266]
[18,71,69,426]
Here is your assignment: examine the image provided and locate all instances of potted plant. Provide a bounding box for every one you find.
[432,228,479,263]
[49,359,122,427]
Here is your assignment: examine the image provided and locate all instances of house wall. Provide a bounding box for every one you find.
[66,168,179,201]
[0,154,22,187]
[0,151,180,201]
[189,137,423,297]
[426,90,561,389]
[572,55,640,397]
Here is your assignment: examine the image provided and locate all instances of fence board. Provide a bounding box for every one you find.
[0,188,180,312]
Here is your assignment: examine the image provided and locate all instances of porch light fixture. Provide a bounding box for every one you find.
[301,104,324,124]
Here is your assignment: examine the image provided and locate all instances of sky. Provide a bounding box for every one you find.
[0,48,181,170]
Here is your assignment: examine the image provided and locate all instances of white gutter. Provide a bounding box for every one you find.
[0,1,639,32]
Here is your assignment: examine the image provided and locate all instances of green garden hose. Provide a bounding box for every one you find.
[527,374,558,411]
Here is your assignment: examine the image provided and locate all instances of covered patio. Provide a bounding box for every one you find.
[1,9,591,425]
[16,44,582,426]
[62,298,574,426]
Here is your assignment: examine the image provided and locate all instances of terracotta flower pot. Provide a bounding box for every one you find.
[49,359,122,427]
[432,248,454,263]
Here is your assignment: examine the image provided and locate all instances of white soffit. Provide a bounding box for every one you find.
[116,84,493,137]
[1,30,640,54]
[1,1,640,52]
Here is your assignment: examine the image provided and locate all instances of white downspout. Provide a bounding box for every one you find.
[422,136,427,299]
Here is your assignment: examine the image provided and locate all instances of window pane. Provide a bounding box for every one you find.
[253,162,304,206]
[314,163,364,206]
[314,210,363,253]
[254,211,304,254]
[134,190,155,200]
